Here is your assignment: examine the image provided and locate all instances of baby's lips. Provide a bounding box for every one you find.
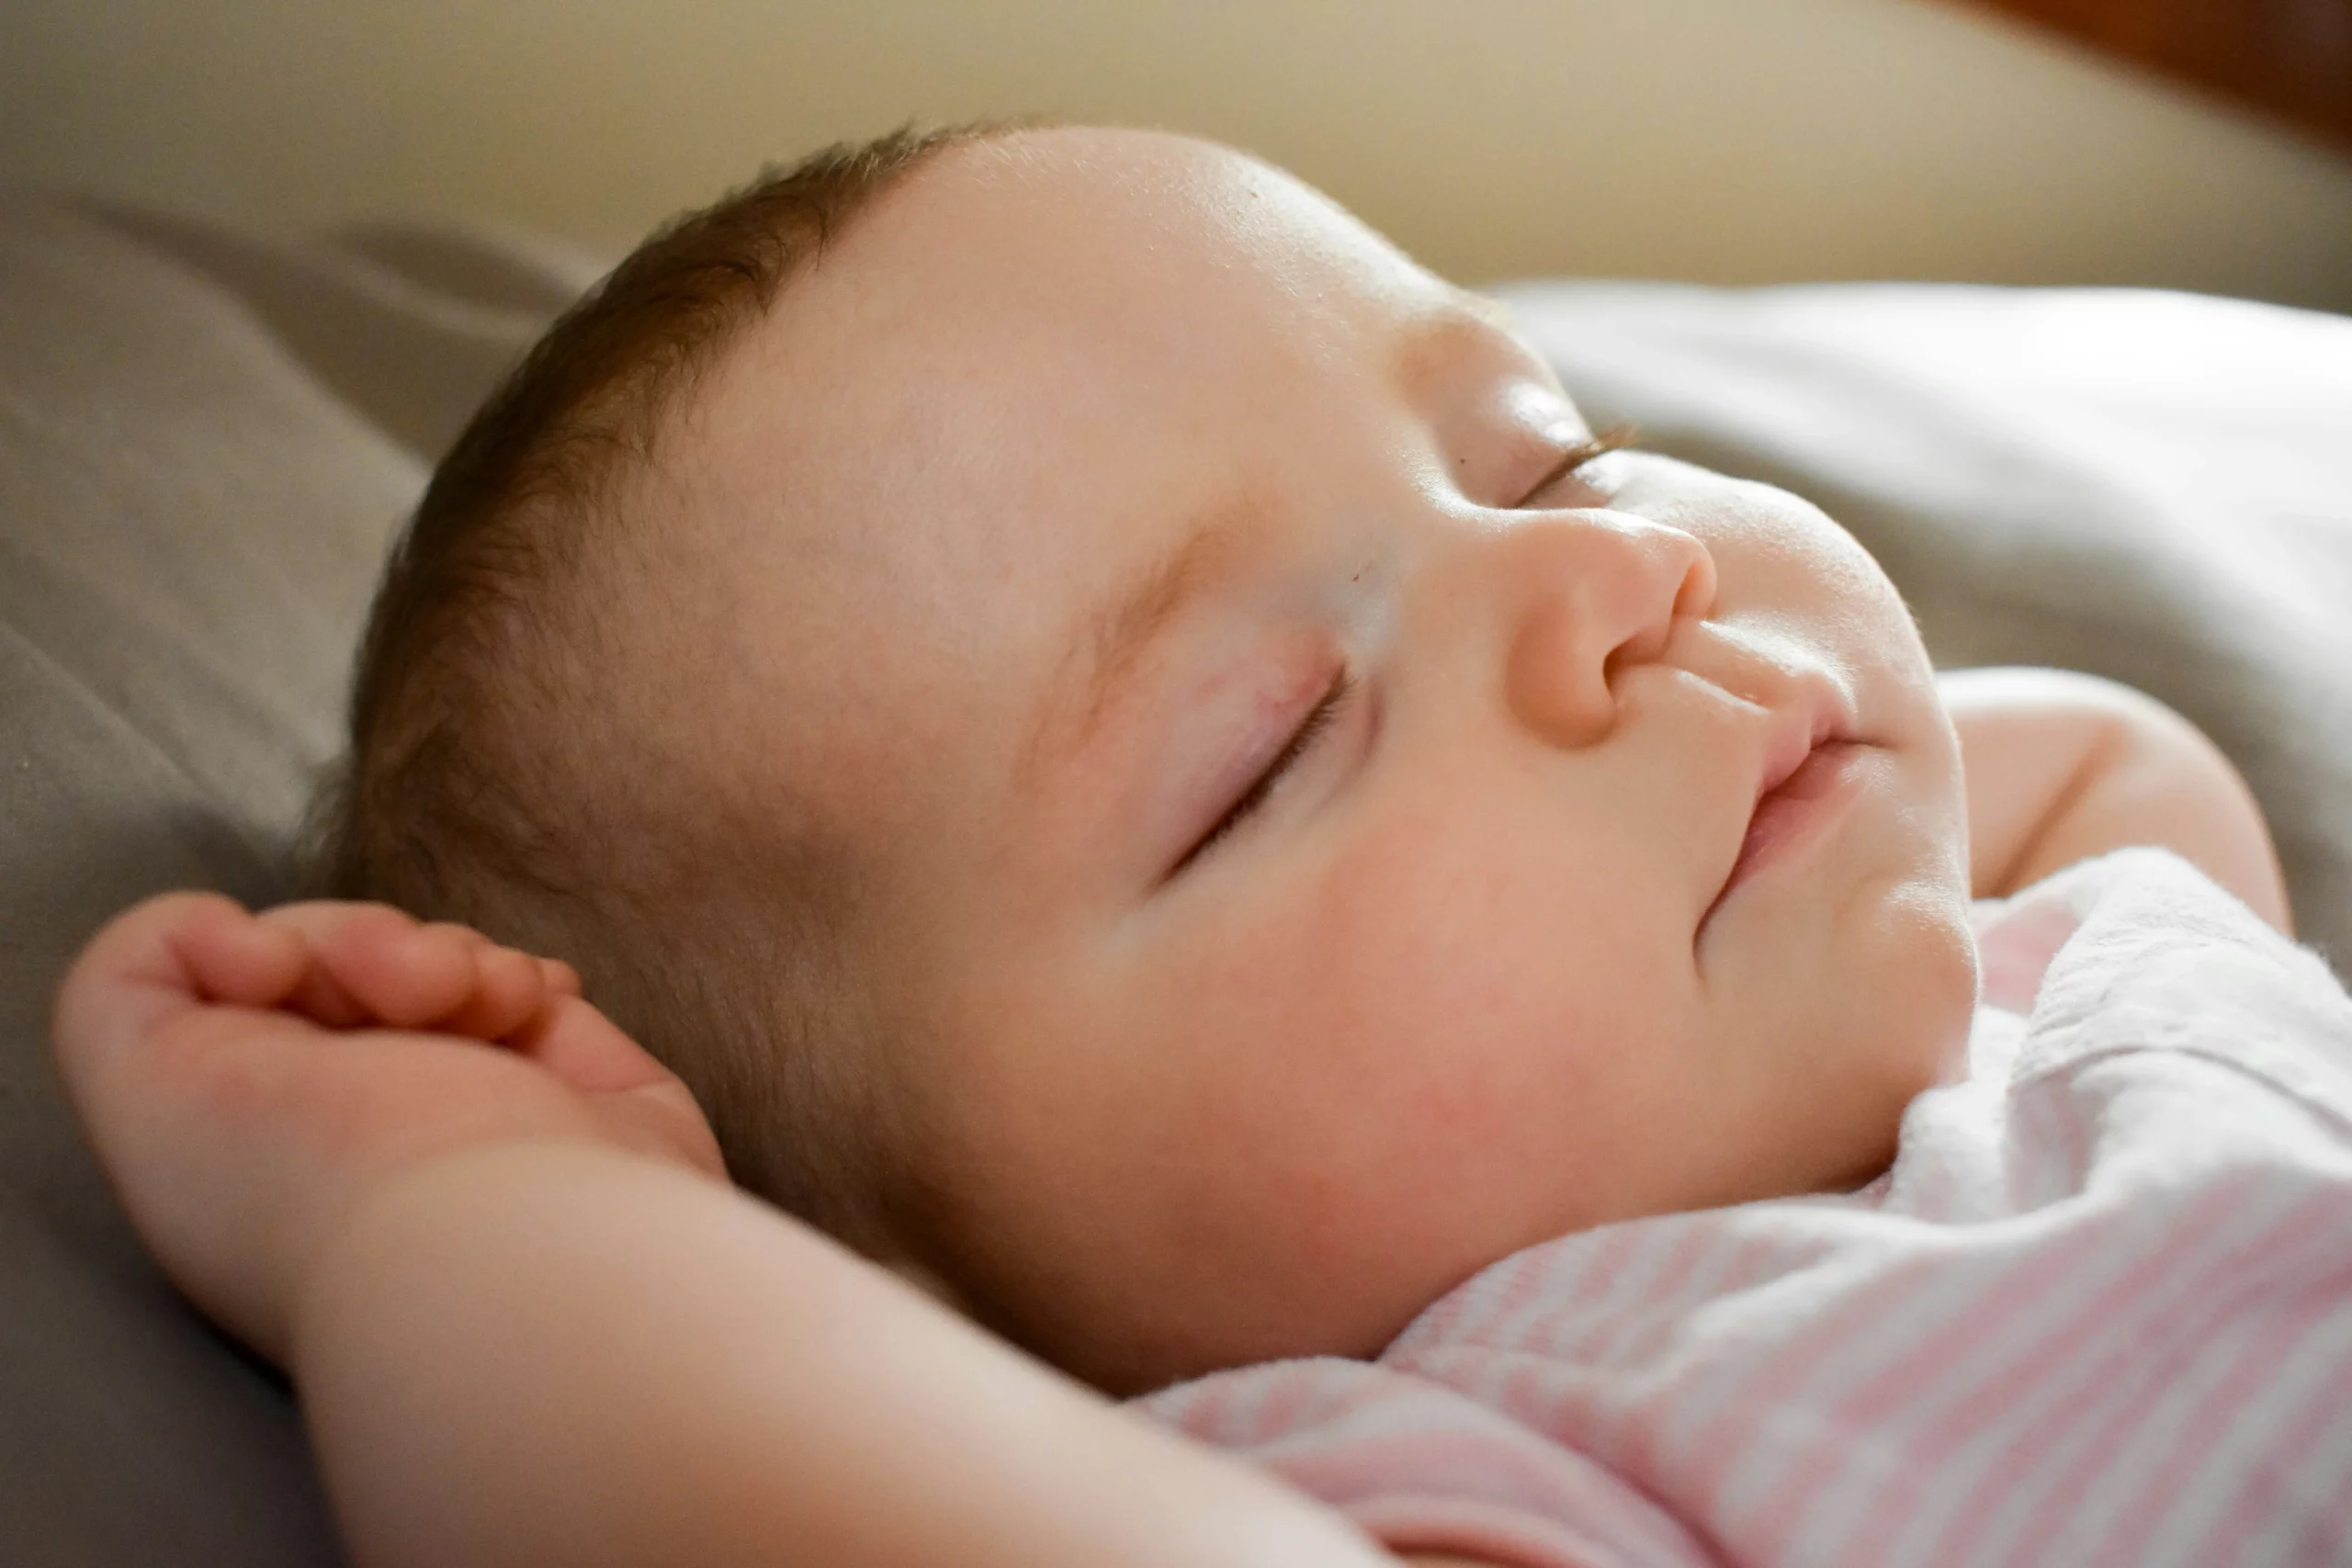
[1701,669,1862,929]
[1739,664,1859,814]
[1752,713,1817,807]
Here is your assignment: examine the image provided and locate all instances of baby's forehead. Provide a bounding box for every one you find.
[694,132,1494,503]
[735,130,1438,388]
[649,127,1534,824]
[675,138,1418,553]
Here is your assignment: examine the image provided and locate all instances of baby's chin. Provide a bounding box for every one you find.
[1793,882,1980,1190]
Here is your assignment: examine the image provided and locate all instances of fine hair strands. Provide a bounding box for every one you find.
[302,119,1029,1263]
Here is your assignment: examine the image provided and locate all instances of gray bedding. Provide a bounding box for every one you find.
[3,194,2346,1564]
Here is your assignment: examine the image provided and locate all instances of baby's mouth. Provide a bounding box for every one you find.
[1694,660,1863,932]
[1732,740,1863,877]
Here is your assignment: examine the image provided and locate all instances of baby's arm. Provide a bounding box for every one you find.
[300,1147,1404,1566]
[1939,666,2291,931]
[54,895,1435,1568]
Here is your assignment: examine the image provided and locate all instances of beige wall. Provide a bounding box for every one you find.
[6,0,2350,310]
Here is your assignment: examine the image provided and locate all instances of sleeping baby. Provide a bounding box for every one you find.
[51,122,2350,1566]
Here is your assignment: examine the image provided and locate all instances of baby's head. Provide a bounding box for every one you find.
[318,122,1978,1393]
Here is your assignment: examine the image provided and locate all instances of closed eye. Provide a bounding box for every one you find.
[1173,671,1358,874]
[1518,424,1636,507]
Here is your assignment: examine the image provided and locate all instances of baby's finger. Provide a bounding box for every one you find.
[56,892,299,1072]
[54,893,325,1183]
[167,895,311,1010]
[427,925,538,1033]
[539,957,582,998]
[437,942,549,1042]
[260,904,477,1031]
[281,957,371,1031]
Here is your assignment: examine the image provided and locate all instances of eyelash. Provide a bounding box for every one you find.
[1518,423,1636,506]
[1176,671,1359,873]
[1170,424,1632,877]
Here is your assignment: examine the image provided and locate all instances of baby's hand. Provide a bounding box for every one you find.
[52,892,725,1364]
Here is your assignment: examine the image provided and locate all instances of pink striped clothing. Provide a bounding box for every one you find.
[1136,849,2352,1567]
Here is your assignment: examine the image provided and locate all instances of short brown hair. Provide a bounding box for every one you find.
[309,122,1003,1257]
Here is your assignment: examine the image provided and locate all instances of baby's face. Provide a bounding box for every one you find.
[673,127,1976,1392]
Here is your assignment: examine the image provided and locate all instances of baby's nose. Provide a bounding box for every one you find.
[1500,510,1716,749]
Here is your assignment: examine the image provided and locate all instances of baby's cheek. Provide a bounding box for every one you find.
[1245,830,1658,1230]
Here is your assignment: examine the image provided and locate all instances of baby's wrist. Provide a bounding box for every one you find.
[282,1137,667,1376]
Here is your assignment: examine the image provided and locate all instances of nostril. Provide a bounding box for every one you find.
[1671,533,1719,623]
[1495,511,1715,750]
[1601,644,1631,688]
[1601,614,1672,690]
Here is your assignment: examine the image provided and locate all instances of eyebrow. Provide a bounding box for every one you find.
[1021,500,1255,787]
